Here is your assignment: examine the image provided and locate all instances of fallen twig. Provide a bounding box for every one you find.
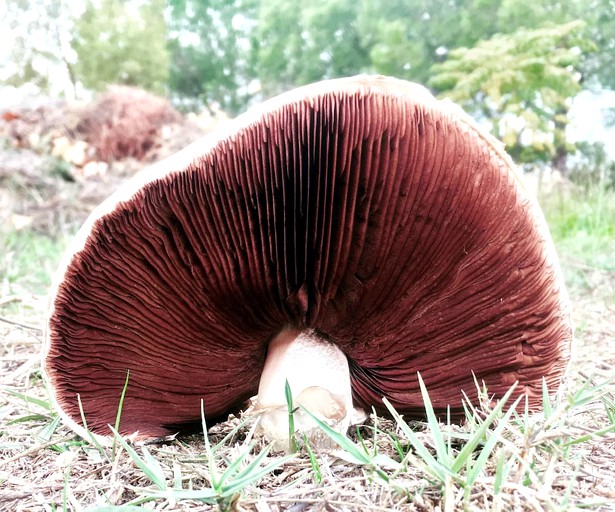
[0,434,75,467]
[0,316,43,335]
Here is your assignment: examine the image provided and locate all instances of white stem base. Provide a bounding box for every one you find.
[255,327,364,451]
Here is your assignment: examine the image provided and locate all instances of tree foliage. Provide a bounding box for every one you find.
[72,0,169,94]
[254,0,370,97]
[161,0,615,173]
[0,0,75,95]
[581,0,615,90]
[167,0,369,113]
[4,0,615,173]
[166,0,612,109]
[357,0,484,84]
[167,0,258,115]
[430,21,592,168]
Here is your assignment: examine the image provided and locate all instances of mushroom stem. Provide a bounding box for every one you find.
[255,327,361,450]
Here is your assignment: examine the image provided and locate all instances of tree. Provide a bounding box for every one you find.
[0,0,76,96]
[167,0,370,114]
[430,21,593,170]
[357,0,477,84]
[580,0,615,90]
[167,0,258,115]
[165,0,611,139]
[254,0,370,97]
[72,0,169,95]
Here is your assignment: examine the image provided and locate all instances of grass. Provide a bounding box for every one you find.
[1,185,614,510]
[0,228,69,327]
[0,229,68,298]
[285,379,298,454]
[542,186,615,246]
[540,185,615,296]
[3,368,612,510]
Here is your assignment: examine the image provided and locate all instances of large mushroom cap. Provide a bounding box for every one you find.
[44,76,571,440]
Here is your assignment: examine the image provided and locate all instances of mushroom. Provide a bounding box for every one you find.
[43,76,572,445]
[253,327,365,450]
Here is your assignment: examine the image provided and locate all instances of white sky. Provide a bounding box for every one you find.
[568,89,615,159]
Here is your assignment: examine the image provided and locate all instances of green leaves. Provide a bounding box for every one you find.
[109,426,167,491]
[167,0,258,115]
[73,0,169,94]
[300,405,401,484]
[430,21,592,166]
[298,372,528,510]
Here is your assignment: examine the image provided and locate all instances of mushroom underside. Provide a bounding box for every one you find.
[44,77,572,440]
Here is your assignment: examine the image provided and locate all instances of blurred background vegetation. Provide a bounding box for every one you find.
[1,0,614,182]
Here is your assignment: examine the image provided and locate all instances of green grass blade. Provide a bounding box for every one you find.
[559,453,583,508]
[173,462,182,490]
[221,450,292,496]
[7,414,51,425]
[355,423,372,459]
[562,422,615,446]
[416,372,450,467]
[299,406,370,465]
[382,397,450,482]
[35,414,61,442]
[451,383,519,474]
[141,445,166,487]
[114,370,130,432]
[77,393,109,462]
[62,467,69,512]
[465,394,523,485]
[150,488,218,503]
[109,425,166,491]
[211,416,252,452]
[285,379,298,453]
[461,392,479,429]
[200,399,219,488]
[493,449,508,495]
[4,388,53,410]
[383,403,458,485]
[299,406,394,482]
[112,370,130,458]
[570,378,612,408]
[303,433,322,484]
[216,446,253,487]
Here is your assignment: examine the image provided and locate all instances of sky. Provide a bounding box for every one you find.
[568,90,615,160]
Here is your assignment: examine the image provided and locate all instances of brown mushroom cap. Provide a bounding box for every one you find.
[43,76,572,440]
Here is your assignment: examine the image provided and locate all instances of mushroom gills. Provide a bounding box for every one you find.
[255,327,365,451]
